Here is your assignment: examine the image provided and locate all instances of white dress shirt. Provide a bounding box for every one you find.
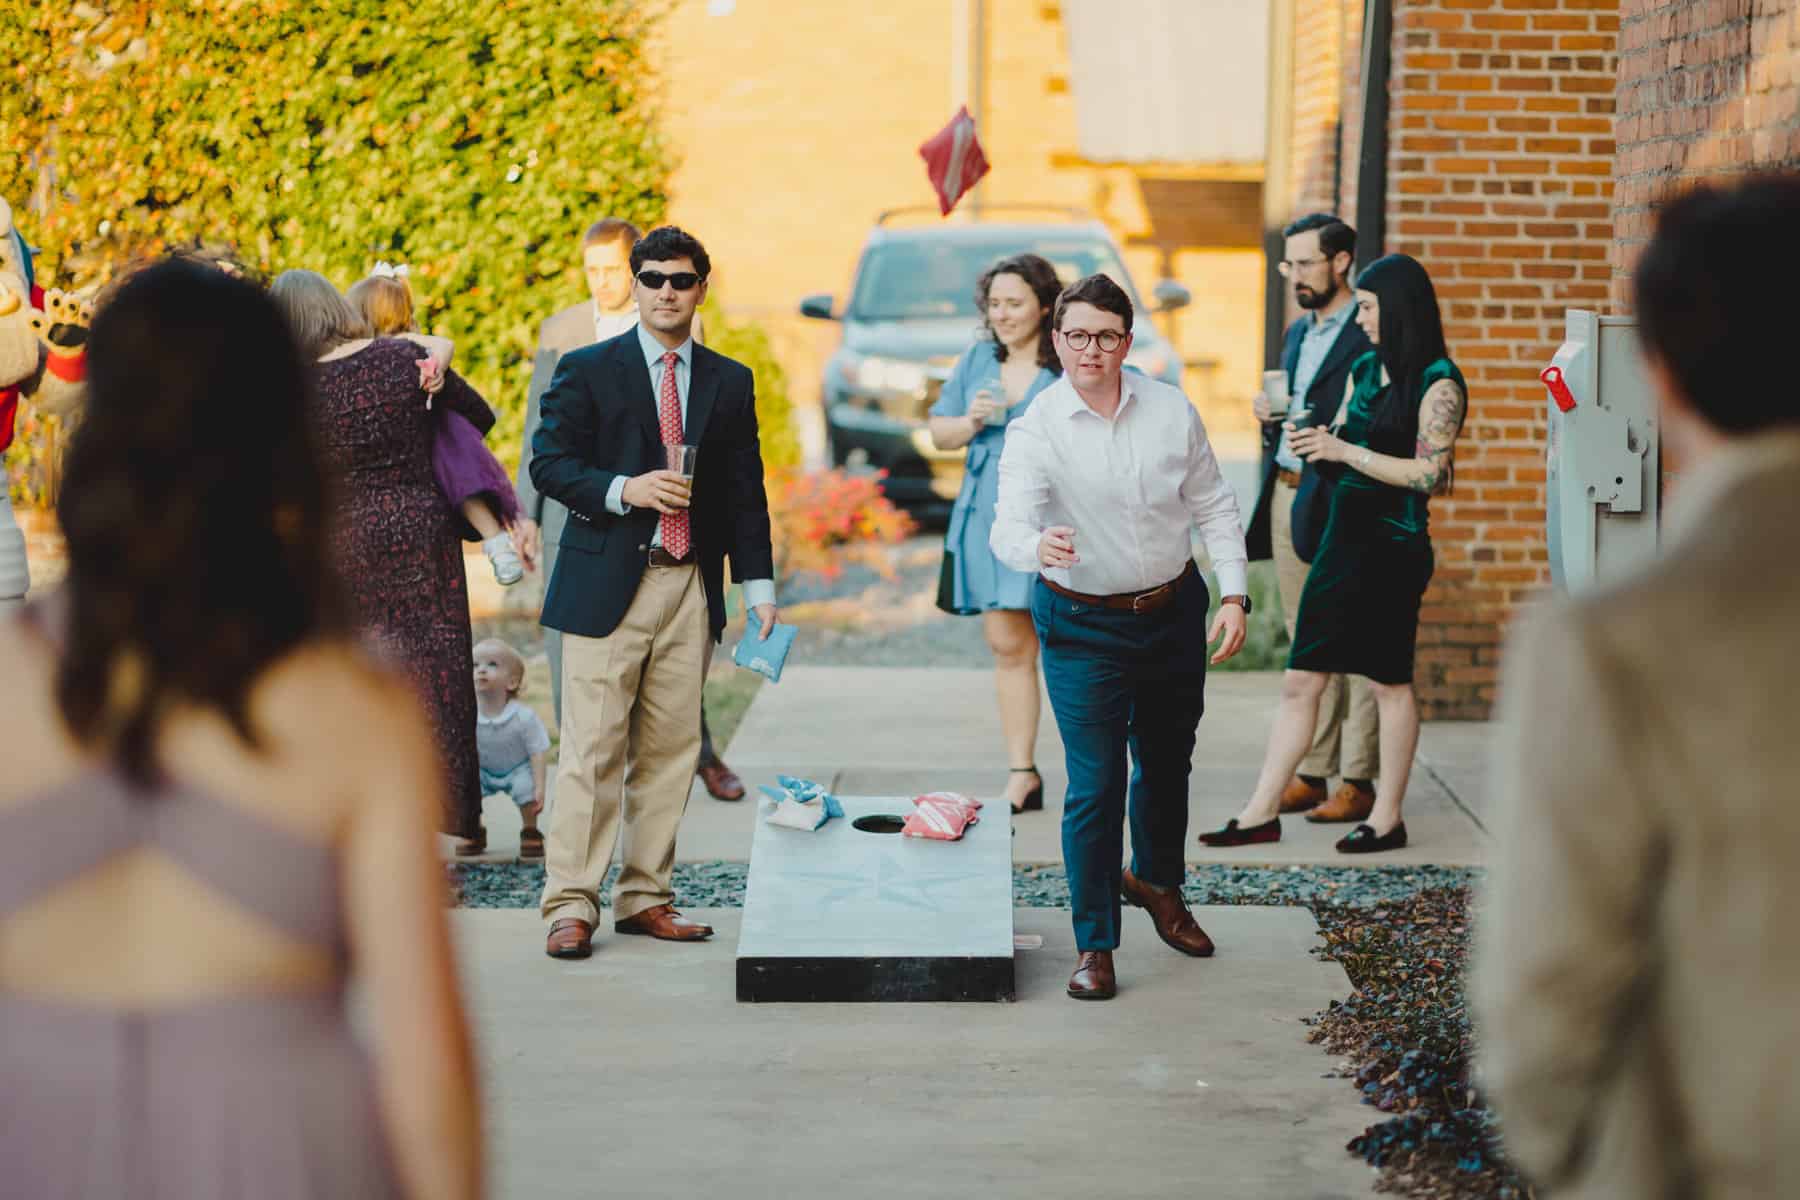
[592,305,639,344]
[603,322,775,611]
[990,371,1248,599]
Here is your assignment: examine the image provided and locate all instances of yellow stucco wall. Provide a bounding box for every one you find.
[647,0,1265,444]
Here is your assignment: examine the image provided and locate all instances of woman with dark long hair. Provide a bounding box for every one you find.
[1201,253,1466,854]
[928,253,1064,813]
[0,260,482,1197]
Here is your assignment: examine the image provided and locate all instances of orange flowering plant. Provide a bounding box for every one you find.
[767,468,914,583]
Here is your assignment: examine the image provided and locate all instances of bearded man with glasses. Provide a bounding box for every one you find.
[530,225,778,960]
[1244,213,1379,826]
[990,273,1250,1000]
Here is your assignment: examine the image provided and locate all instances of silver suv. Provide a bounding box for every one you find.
[800,208,1191,511]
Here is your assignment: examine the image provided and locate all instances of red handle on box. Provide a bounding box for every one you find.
[1541,365,1576,412]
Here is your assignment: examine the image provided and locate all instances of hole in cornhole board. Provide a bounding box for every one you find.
[852,814,907,834]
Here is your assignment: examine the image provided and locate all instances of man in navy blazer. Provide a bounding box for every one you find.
[531,225,777,959]
[1244,214,1380,824]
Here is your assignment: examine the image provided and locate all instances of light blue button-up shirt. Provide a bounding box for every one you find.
[604,322,775,611]
[1276,301,1354,473]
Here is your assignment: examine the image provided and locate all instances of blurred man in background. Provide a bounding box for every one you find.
[1477,173,1800,1199]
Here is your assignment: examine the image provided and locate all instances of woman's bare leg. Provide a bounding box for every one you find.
[1234,670,1331,825]
[984,609,1042,809]
[1366,682,1419,835]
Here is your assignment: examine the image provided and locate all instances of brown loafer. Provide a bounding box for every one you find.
[1306,781,1376,824]
[518,829,545,860]
[1067,950,1117,1000]
[1121,869,1215,957]
[545,917,594,960]
[453,828,487,857]
[1279,776,1327,814]
[614,903,714,941]
[697,761,746,801]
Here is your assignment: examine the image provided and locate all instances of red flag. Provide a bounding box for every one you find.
[918,106,990,216]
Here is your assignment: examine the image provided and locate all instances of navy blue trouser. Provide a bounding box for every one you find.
[1031,568,1209,951]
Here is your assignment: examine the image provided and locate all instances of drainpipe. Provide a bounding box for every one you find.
[971,0,986,218]
[1263,0,1296,369]
[1355,0,1392,270]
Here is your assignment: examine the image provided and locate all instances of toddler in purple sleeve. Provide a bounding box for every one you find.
[348,267,525,585]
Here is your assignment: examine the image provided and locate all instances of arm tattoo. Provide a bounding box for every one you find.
[1408,379,1466,495]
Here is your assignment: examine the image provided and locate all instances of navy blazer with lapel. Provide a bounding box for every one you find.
[1245,310,1371,562]
[528,330,775,642]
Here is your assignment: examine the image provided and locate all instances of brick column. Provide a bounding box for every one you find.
[1383,0,1621,718]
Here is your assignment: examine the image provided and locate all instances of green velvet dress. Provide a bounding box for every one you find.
[1289,352,1464,684]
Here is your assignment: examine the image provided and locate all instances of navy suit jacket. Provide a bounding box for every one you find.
[1245,310,1371,563]
[528,331,774,642]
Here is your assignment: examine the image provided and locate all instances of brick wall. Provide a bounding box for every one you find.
[1381,0,1621,718]
[1612,0,1800,307]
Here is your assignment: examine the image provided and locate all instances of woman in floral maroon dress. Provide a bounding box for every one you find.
[272,269,534,851]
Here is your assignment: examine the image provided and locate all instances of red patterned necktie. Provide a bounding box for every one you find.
[656,350,691,559]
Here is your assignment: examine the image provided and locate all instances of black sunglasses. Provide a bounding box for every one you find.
[636,270,704,291]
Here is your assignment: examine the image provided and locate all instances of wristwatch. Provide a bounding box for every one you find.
[1221,594,1253,615]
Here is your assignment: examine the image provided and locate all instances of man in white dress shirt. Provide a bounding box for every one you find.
[991,273,1249,1000]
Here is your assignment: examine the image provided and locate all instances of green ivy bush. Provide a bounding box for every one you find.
[2,0,684,501]
[701,297,801,475]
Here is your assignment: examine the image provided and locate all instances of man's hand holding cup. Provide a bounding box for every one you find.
[1037,525,1079,569]
[622,470,692,515]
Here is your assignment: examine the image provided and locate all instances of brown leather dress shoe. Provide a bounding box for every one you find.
[1067,950,1117,1000]
[614,903,714,941]
[1121,869,1216,957]
[545,917,594,960]
[697,760,746,801]
[1306,781,1376,824]
[1279,776,1328,814]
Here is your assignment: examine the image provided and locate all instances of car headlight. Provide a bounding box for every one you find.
[854,355,929,394]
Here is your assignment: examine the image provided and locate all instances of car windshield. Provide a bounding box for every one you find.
[847,235,1145,321]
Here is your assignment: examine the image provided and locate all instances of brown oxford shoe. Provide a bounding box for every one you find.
[1279,775,1328,814]
[545,917,594,960]
[1306,780,1376,824]
[1067,950,1117,1000]
[1121,869,1216,958]
[614,903,714,941]
[697,760,746,801]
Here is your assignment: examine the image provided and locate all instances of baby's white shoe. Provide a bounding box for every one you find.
[483,533,523,586]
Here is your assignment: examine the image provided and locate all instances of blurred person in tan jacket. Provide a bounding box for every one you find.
[1476,173,1800,1199]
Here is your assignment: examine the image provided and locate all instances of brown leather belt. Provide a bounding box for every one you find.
[1040,563,1193,614]
[1275,467,1302,488]
[647,546,693,568]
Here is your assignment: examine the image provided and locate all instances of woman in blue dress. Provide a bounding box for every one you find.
[928,253,1063,813]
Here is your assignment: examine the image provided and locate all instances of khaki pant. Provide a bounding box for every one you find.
[540,563,707,926]
[1271,478,1380,780]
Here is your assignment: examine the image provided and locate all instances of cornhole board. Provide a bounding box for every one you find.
[735,796,1014,1002]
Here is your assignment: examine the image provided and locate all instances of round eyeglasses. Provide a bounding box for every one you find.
[1276,256,1329,278]
[1060,328,1126,353]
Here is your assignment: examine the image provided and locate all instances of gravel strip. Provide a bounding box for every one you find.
[450,860,1478,911]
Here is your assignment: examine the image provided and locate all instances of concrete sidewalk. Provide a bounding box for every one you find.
[457,906,1379,1200]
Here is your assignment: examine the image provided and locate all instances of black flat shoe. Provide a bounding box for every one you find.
[1197,816,1281,847]
[1336,821,1408,854]
[1009,766,1043,814]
